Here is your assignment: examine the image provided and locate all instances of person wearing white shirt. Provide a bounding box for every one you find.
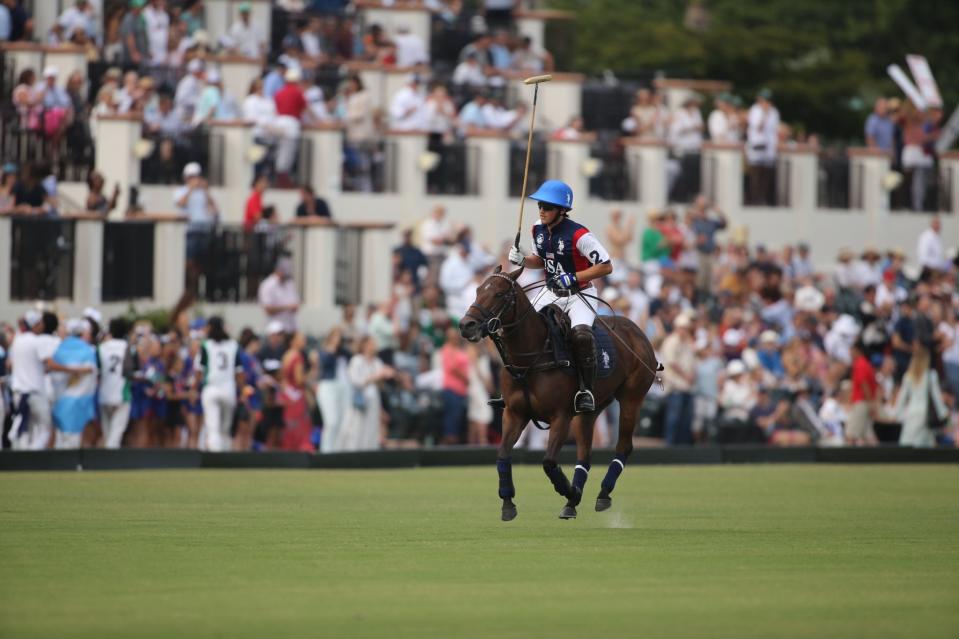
[719,360,756,423]
[423,83,456,134]
[58,0,97,42]
[669,97,704,203]
[420,205,454,271]
[174,58,205,121]
[242,77,278,141]
[194,317,243,452]
[439,242,476,317]
[707,93,739,143]
[457,93,487,134]
[10,312,87,450]
[304,85,330,123]
[143,0,170,65]
[481,99,525,132]
[394,25,429,67]
[916,216,947,272]
[746,88,779,205]
[98,317,134,449]
[452,54,488,88]
[9,314,47,450]
[226,2,265,59]
[300,16,323,58]
[389,74,427,130]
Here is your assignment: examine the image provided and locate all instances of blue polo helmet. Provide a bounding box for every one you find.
[528,179,573,211]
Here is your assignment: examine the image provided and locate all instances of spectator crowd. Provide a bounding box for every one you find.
[2,193,957,452]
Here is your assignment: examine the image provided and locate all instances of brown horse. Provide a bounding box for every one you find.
[460,265,660,520]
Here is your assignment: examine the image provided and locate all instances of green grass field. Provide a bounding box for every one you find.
[1,465,957,638]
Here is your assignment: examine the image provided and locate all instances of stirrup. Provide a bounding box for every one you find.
[487,397,506,409]
[573,389,595,413]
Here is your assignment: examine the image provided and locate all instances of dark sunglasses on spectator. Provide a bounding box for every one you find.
[538,203,560,212]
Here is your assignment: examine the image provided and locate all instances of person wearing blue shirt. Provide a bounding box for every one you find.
[864,98,894,152]
[756,330,785,379]
[0,1,12,41]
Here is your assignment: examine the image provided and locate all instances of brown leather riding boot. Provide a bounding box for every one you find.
[571,326,597,413]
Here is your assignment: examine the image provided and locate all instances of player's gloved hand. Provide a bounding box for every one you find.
[507,245,525,266]
[553,272,579,290]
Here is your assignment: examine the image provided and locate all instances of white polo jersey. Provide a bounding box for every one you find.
[196,339,241,393]
[9,332,45,395]
[98,338,131,405]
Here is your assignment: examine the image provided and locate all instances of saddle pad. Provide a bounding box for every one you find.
[538,307,617,379]
[593,322,617,379]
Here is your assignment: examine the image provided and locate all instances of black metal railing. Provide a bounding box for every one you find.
[743,163,779,207]
[817,148,850,209]
[509,139,547,198]
[193,226,288,303]
[426,138,479,196]
[140,127,223,186]
[890,164,946,213]
[343,139,396,193]
[101,221,154,301]
[589,137,636,201]
[668,152,702,204]
[0,51,16,101]
[581,81,641,133]
[0,109,94,182]
[10,217,75,300]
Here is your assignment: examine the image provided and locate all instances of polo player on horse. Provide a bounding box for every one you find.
[506,179,613,413]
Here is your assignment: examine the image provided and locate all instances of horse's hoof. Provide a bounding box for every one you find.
[559,505,577,519]
[595,497,612,512]
[501,505,517,521]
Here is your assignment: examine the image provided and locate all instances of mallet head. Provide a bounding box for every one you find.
[523,74,553,85]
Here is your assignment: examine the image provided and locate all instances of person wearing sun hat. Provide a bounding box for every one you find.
[718,358,760,443]
[856,245,883,288]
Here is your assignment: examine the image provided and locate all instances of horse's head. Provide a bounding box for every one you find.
[460,265,524,342]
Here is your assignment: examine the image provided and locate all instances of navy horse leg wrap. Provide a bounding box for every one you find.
[497,457,515,499]
[570,460,590,504]
[601,454,627,494]
[543,460,571,498]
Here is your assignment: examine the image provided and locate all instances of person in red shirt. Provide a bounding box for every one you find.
[243,173,269,232]
[847,341,878,446]
[272,68,307,187]
[440,326,470,445]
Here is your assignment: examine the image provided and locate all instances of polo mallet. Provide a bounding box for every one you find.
[514,74,553,251]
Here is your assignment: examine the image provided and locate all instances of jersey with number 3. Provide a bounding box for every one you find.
[98,338,131,405]
[531,217,611,286]
[198,339,241,393]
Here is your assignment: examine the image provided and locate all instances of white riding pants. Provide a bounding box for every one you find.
[515,266,595,328]
[202,386,236,452]
[100,402,131,449]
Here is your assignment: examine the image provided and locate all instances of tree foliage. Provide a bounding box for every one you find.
[547,0,959,141]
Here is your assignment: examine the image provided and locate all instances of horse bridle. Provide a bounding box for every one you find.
[464,272,526,337]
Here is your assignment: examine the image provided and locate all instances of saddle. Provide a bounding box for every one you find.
[539,305,617,379]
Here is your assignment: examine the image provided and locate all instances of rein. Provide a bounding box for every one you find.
[464,273,559,430]
[575,290,664,390]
